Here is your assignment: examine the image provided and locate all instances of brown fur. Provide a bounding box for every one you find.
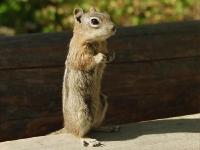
[62,8,116,138]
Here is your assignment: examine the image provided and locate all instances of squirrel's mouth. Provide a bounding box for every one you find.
[112,26,116,33]
[111,28,116,35]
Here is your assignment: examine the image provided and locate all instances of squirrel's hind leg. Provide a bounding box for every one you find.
[93,93,120,132]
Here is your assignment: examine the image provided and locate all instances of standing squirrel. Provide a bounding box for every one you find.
[62,7,118,147]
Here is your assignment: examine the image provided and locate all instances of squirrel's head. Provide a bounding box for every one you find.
[73,7,116,41]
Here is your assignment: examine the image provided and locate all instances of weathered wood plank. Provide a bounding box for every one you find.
[1,57,200,141]
[1,21,200,69]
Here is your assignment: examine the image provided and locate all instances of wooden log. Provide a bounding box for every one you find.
[1,21,200,141]
[1,58,200,141]
[1,21,200,69]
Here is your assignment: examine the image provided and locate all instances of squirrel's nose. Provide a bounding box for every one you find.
[111,25,116,32]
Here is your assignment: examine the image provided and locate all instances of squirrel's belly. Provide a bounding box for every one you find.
[67,68,103,108]
[68,68,103,90]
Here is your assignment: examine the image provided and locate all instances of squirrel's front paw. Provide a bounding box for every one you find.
[94,53,107,64]
[107,50,115,62]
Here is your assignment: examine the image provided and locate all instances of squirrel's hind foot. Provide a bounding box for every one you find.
[81,138,103,147]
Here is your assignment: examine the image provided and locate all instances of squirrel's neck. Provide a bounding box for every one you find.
[71,33,101,49]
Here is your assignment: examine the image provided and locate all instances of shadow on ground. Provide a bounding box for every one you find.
[89,118,200,141]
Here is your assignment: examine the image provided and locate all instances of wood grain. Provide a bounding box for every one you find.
[1,21,200,69]
[1,57,200,141]
[1,21,200,141]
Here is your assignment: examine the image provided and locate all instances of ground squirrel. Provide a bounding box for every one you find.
[62,7,118,147]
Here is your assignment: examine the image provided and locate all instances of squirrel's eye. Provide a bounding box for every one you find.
[90,17,101,27]
[91,18,99,25]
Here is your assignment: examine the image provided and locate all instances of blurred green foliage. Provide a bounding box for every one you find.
[0,0,199,35]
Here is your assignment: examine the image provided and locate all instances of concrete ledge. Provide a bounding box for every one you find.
[1,114,200,150]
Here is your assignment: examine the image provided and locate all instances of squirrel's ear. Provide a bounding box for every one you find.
[73,8,84,23]
[89,7,96,12]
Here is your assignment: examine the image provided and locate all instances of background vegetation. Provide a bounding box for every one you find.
[0,0,199,35]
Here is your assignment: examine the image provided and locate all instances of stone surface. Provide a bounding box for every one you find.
[1,114,200,150]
